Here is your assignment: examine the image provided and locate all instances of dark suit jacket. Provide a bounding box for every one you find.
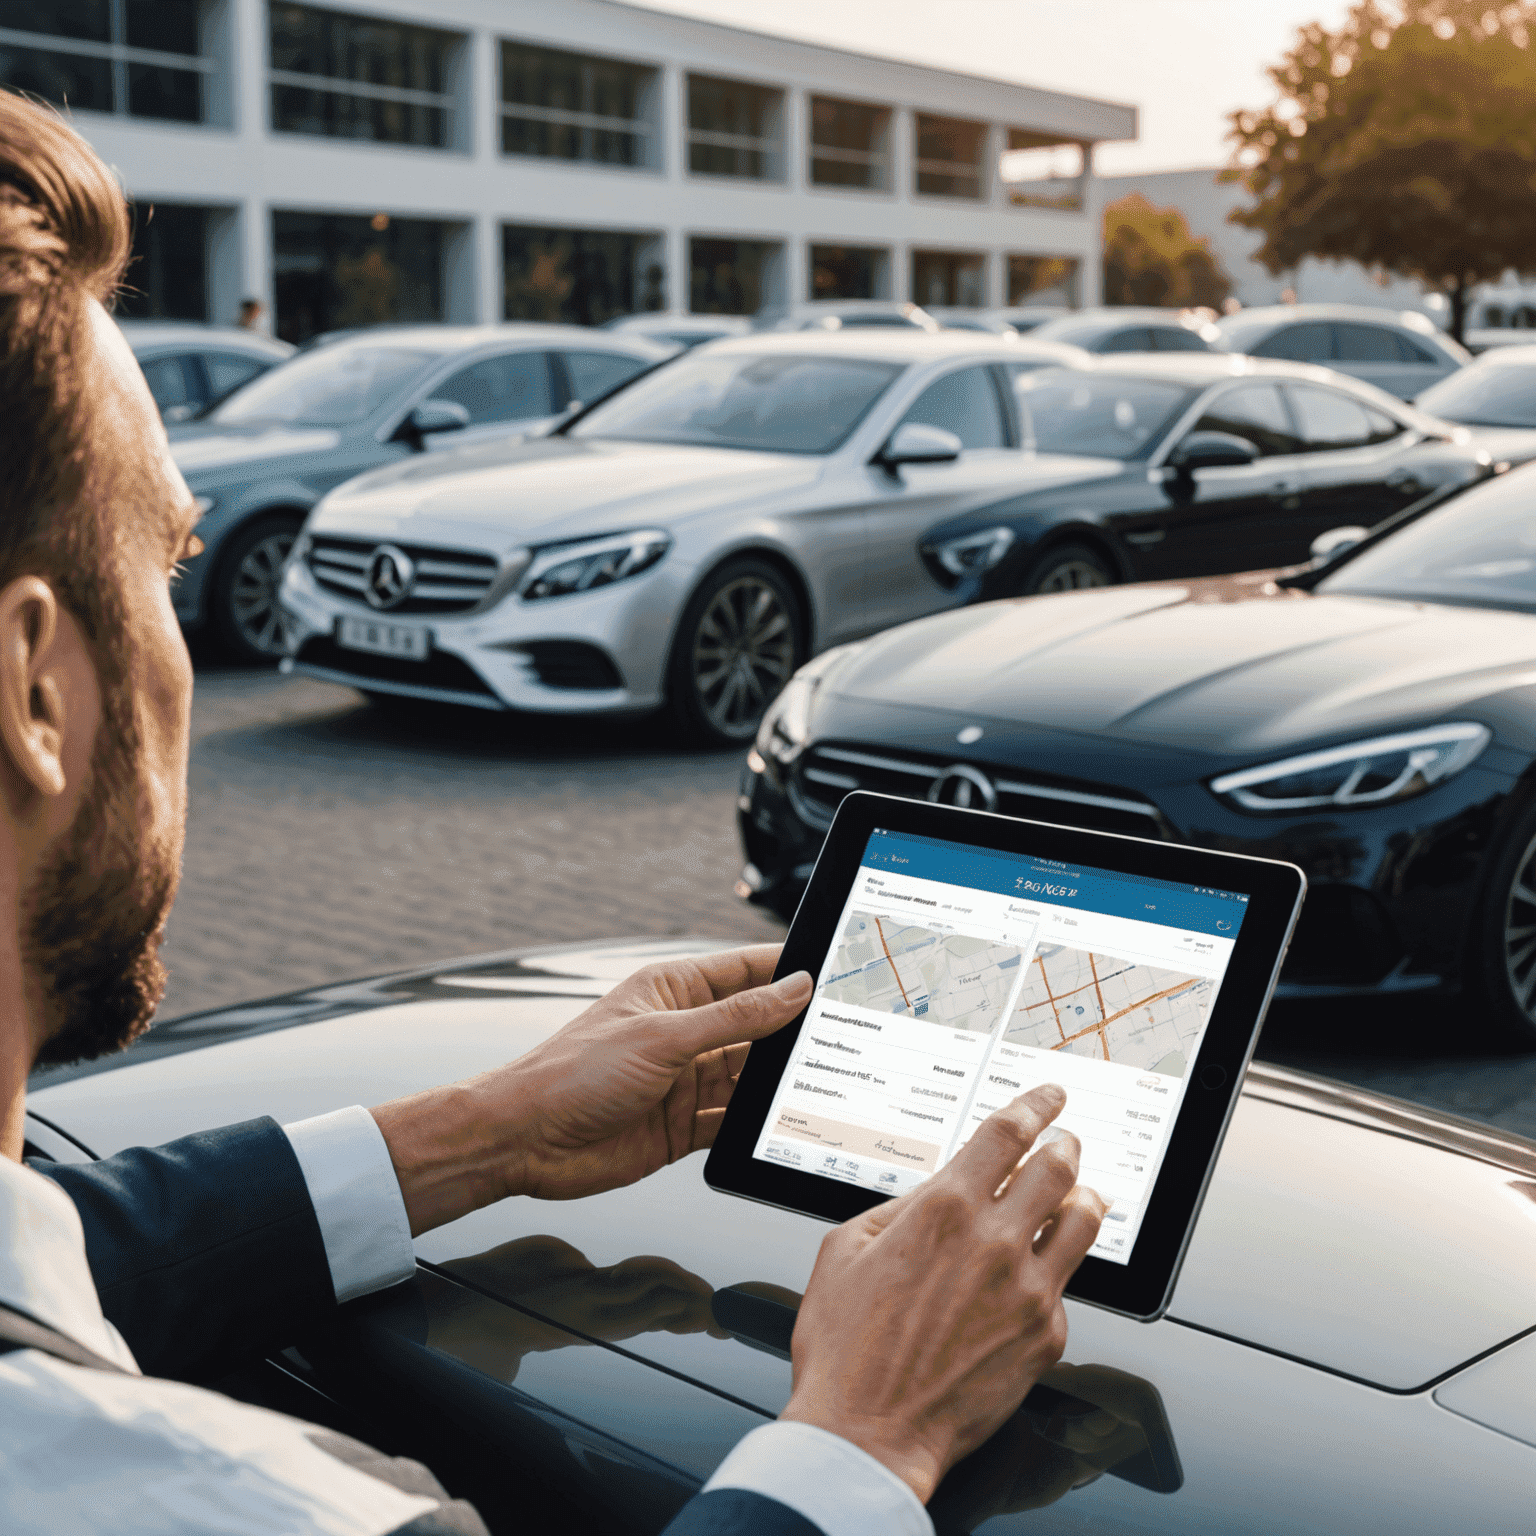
[32,1117,823,1536]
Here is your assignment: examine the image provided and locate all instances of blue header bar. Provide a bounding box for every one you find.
[861,829,1248,938]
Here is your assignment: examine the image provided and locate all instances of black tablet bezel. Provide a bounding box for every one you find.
[704,791,1305,1322]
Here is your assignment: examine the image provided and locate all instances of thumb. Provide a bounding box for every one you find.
[663,970,813,1062]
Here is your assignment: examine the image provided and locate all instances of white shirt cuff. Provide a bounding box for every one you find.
[282,1106,416,1305]
[704,1421,933,1536]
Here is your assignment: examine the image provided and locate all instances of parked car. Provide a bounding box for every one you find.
[1214,304,1469,399]
[120,320,293,423]
[739,460,1536,1043]
[1417,344,1536,431]
[167,325,672,660]
[750,300,941,332]
[1029,307,1219,353]
[275,330,1088,743]
[913,354,1507,598]
[603,313,750,349]
[25,936,1536,1533]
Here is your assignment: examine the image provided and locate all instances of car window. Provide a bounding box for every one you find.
[434,351,554,425]
[1187,383,1299,456]
[563,349,649,406]
[1013,370,1195,460]
[570,352,902,455]
[899,366,1007,450]
[1288,384,1377,450]
[1363,405,1405,443]
[1394,331,1440,365]
[1150,326,1209,352]
[1332,323,1406,363]
[204,352,267,398]
[140,354,194,414]
[1250,322,1332,362]
[1097,327,1154,353]
[212,344,435,426]
[1418,361,1536,428]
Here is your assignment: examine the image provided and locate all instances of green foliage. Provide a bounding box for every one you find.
[1225,2,1536,338]
[1102,193,1231,309]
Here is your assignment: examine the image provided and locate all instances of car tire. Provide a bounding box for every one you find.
[668,558,804,746]
[1470,795,1536,1051]
[212,514,303,663]
[1017,542,1116,596]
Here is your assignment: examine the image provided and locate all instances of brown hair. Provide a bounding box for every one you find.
[0,89,132,642]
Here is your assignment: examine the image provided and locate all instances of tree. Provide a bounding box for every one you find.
[1225,1,1536,341]
[1102,193,1232,309]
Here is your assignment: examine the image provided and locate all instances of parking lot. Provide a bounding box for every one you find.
[163,654,1536,1146]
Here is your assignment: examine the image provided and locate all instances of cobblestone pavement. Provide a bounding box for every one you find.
[162,661,1536,1143]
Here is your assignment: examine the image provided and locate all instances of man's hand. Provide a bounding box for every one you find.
[780,1084,1106,1505]
[371,946,811,1234]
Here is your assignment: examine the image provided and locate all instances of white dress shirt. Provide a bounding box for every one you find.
[0,1108,931,1536]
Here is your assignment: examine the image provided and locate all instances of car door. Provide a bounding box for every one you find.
[857,363,1028,631]
[1110,381,1302,579]
[1279,382,1416,558]
[556,348,654,412]
[1330,322,1424,398]
[425,348,562,449]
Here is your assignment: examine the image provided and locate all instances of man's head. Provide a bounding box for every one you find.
[238,297,262,328]
[0,91,200,1068]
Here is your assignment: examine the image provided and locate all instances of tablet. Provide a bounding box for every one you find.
[705,792,1305,1321]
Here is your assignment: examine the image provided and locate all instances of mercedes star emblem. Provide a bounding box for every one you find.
[927,764,998,813]
[364,544,414,611]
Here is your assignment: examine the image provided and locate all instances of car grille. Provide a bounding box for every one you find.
[510,641,623,691]
[790,743,1173,840]
[307,535,501,615]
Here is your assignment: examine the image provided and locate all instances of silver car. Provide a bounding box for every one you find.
[276,330,1090,742]
[120,320,293,422]
[168,324,673,660]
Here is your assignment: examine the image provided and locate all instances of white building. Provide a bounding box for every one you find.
[0,1,1135,342]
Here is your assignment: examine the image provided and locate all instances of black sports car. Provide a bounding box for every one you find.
[915,355,1533,596]
[739,462,1536,1045]
[26,938,1536,1533]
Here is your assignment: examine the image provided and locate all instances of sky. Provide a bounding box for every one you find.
[633,0,1355,175]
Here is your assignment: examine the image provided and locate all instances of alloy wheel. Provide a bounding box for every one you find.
[230,530,297,657]
[690,576,797,739]
[1034,558,1111,593]
[1503,828,1536,1023]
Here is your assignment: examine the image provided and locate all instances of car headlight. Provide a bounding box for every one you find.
[920,526,1015,587]
[753,642,868,780]
[520,530,670,601]
[1209,724,1491,813]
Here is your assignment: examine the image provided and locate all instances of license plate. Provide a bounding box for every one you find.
[336,616,431,661]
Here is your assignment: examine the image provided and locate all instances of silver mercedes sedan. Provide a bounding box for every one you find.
[277,330,1090,743]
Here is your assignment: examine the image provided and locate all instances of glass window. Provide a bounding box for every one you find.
[1150,326,1209,352]
[915,114,987,198]
[563,349,648,405]
[1395,332,1440,364]
[1014,371,1194,460]
[1008,254,1079,307]
[269,4,460,149]
[503,225,663,326]
[688,75,783,180]
[117,203,207,321]
[1250,322,1333,362]
[900,367,1006,451]
[1418,362,1536,429]
[1364,406,1405,443]
[500,42,656,167]
[1187,384,1299,456]
[139,355,194,415]
[204,353,269,400]
[2,0,205,121]
[1097,328,1154,353]
[571,352,901,455]
[433,351,554,425]
[912,249,985,308]
[211,344,433,427]
[811,245,886,302]
[1003,130,1084,211]
[810,97,891,190]
[1288,385,1375,450]
[1332,323,1405,363]
[690,238,779,315]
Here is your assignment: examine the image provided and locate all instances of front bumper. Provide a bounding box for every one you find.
[278,551,689,715]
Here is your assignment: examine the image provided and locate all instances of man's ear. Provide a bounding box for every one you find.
[0,576,85,802]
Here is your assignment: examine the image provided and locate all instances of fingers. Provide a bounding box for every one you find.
[998,1127,1083,1237]
[685,945,787,1001]
[937,1085,1066,1201]
[660,968,812,1063]
[1032,1185,1108,1282]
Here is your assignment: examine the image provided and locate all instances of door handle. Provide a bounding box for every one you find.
[1124,530,1165,547]
[1270,479,1302,494]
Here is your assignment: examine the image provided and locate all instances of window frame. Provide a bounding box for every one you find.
[913,113,989,200]
[807,93,893,193]
[498,39,660,171]
[685,72,786,183]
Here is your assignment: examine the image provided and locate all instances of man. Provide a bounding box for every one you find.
[0,92,1106,1534]
[237,295,266,331]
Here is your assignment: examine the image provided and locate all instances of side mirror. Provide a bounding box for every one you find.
[1168,430,1258,473]
[393,398,470,449]
[878,422,964,469]
[1310,525,1369,565]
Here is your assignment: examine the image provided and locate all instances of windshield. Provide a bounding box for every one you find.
[1014,370,1195,460]
[1416,361,1536,429]
[1321,466,1536,611]
[209,344,435,427]
[569,352,903,454]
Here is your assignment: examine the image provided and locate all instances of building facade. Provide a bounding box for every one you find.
[0,0,1135,341]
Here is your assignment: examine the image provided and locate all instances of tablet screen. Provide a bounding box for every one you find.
[751,826,1250,1265]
